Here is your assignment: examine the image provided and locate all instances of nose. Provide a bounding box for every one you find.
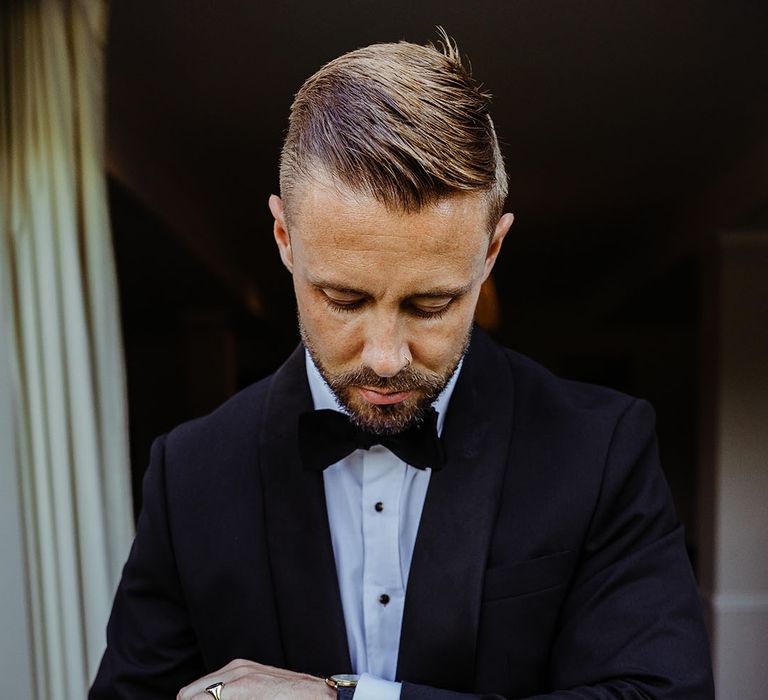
[360,315,412,378]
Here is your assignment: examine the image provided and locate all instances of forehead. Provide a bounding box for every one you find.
[288,181,490,259]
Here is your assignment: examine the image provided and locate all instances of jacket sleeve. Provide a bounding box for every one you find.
[89,435,205,700]
[400,400,714,700]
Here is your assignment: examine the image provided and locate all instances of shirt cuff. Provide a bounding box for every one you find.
[353,673,402,699]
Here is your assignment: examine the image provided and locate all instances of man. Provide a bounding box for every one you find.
[91,35,714,700]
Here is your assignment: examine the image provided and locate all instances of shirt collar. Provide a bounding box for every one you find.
[305,350,463,437]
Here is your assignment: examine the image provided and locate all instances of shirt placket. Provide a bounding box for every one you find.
[361,445,406,680]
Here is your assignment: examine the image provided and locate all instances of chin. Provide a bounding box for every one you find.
[343,392,431,435]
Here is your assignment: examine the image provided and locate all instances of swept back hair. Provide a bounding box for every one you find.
[279,30,508,232]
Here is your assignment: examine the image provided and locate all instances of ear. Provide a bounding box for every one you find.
[269,194,294,273]
[482,212,514,281]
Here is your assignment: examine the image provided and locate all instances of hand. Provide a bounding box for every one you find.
[177,658,336,700]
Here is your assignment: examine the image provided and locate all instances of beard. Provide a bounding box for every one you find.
[300,320,471,435]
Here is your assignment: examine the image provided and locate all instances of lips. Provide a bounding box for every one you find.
[357,387,414,405]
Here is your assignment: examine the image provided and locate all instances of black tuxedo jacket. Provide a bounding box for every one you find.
[91,329,713,699]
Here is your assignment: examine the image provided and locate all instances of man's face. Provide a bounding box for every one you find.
[270,181,513,434]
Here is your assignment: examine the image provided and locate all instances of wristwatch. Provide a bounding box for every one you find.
[325,673,360,699]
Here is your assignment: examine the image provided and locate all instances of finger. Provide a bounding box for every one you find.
[177,662,254,699]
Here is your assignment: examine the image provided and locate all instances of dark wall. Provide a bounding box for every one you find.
[110,180,299,517]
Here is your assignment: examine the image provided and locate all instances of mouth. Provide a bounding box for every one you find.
[356,387,415,406]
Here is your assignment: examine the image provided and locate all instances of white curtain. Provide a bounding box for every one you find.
[0,1,134,698]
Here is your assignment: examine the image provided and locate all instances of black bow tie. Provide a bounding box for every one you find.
[298,407,446,472]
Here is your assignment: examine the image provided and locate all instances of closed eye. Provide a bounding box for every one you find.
[321,289,366,312]
[407,298,454,319]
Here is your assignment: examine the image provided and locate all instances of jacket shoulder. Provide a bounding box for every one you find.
[500,344,649,423]
[159,372,277,481]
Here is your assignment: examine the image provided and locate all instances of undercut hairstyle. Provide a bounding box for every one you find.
[279,32,508,232]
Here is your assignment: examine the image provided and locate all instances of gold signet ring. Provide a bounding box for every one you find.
[205,681,224,699]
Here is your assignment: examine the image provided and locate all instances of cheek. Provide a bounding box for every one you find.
[297,294,361,361]
[410,301,477,369]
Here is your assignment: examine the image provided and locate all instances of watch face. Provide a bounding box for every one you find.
[329,674,360,688]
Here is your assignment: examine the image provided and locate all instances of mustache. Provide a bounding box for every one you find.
[328,365,445,394]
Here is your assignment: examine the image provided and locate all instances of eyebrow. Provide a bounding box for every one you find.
[311,278,473,300]
[408,284,473,299]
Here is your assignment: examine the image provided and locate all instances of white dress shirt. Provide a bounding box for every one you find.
[305,352,461,700]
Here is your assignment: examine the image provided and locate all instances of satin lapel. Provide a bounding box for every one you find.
[259,345,352,676]
[396,328,515,690]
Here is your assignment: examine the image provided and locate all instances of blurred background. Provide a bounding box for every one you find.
[2,1,767,698]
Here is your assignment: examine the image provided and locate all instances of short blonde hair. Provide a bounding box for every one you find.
[279,32,508,231]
